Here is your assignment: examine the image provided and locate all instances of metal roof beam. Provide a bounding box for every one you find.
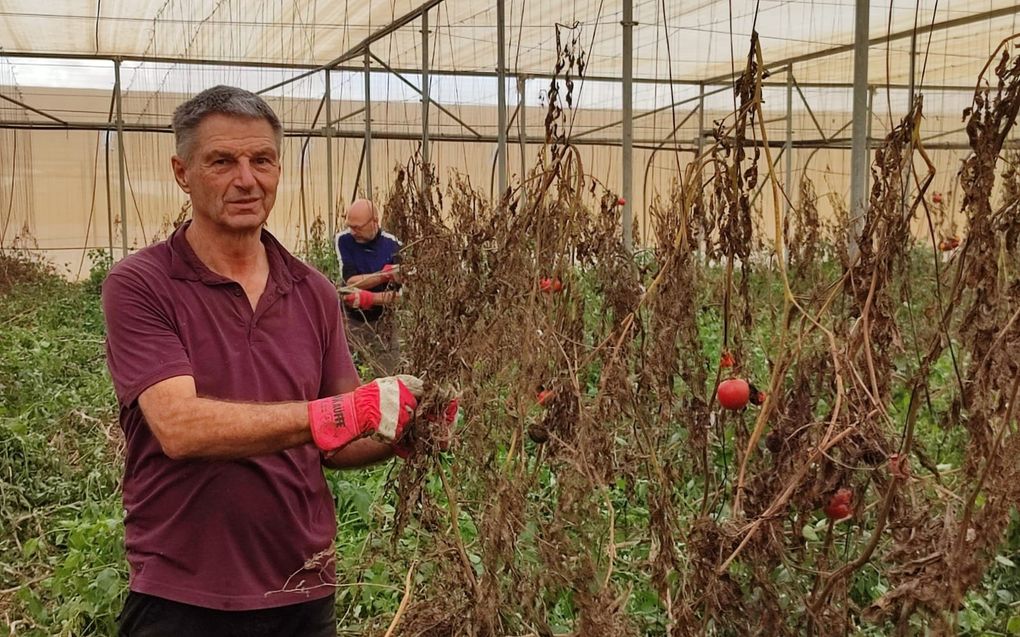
[703,3,1020,85]
[368,52,482,138]
[4,118,1006,151]
[254,0,445,95]
[0,50,981,93]
[0,91,67,124]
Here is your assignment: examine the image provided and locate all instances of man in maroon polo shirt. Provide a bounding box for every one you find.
[102,85,428,635]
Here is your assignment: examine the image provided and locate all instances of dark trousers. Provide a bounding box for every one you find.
[118,591,336,637]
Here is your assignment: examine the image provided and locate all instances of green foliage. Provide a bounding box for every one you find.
[0,257,123,635]
[301,216,340,284]
[1,249,1019,635]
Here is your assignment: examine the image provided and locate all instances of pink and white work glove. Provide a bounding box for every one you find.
[343,289,375,310]
[307,375,424,452]
[380,263,399,282]
[392,397,460,459]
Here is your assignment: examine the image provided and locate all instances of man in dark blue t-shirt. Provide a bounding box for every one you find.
[335,198,402,375]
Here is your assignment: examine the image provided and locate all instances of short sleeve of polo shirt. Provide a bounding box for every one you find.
[318,290,361,396]
[102,272,193,407]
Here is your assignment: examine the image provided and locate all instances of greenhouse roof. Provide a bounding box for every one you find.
[1,0,1018,89]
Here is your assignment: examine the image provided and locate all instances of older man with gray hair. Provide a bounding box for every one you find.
[101,85,437,635]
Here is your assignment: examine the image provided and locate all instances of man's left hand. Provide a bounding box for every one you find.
[343,289,375,309]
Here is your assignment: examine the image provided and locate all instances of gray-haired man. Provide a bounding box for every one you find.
[102,85,432,635]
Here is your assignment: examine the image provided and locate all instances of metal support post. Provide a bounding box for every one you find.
[517,75,528,207]
[363,50,373,198]
[421,9,431,186]
[325,68,334,236]
[105,131,114,257]
[785,66,794,216]
[496,0,508,197]
[696,84,705,157]
[902,26,918,219]
[621,0,634,250]
[867,85,875,195]
[848,0,870,261]
[696,83,707,256]
[114,59,129,259]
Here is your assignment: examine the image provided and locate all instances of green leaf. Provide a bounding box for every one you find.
[802,524,819,542]
[1006,615,1020,635]
[351,487,373,526]
[994,555,1017,568]
[94,567,122,601]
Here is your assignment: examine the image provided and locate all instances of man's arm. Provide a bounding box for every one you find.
[321,438,394,469]
[346,271,391,289]
[140,374,418,465]
[368,290,400,306]
[138,375,310,460]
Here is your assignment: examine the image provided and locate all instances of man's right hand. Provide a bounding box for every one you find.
[380,263,401,284]
[307,375,424,452]
[393,397,459,458]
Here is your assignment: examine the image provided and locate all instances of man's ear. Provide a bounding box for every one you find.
[171,156,190,193]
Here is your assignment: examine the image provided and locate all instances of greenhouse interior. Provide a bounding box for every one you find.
[2,0,1020,635]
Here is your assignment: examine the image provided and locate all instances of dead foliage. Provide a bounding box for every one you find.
[354,31,1020,637]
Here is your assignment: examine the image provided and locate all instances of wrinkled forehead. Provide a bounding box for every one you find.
[194,114,280,153]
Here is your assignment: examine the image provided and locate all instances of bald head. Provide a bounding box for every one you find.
[346,198,379,243]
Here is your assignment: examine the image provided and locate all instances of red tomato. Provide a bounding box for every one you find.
[824,488,853,520]
[536,389,555,407]
[749,387,766,406]
[720,351,735,368]
[888,453,910,479]
[717,379,750,410]
[616,196,627,207]
[932,192,943,204]
[539,278,563,293]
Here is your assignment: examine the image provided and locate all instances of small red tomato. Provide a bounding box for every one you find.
[824,488,853,520]
[536,389,555,407]
[939,237,960,251]
[888,453,910,479]
[539,278,563,293]
[443,398,460,424]
[932,192,943,204]
[749,385,766,406]
[720,351,735,368]
[717,379,750,410]
[616,196,627,207]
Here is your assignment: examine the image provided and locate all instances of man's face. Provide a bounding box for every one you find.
[346,210,379,243]
[171,114,280,233]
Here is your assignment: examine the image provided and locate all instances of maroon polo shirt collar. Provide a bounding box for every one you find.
[167,220,308,293]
